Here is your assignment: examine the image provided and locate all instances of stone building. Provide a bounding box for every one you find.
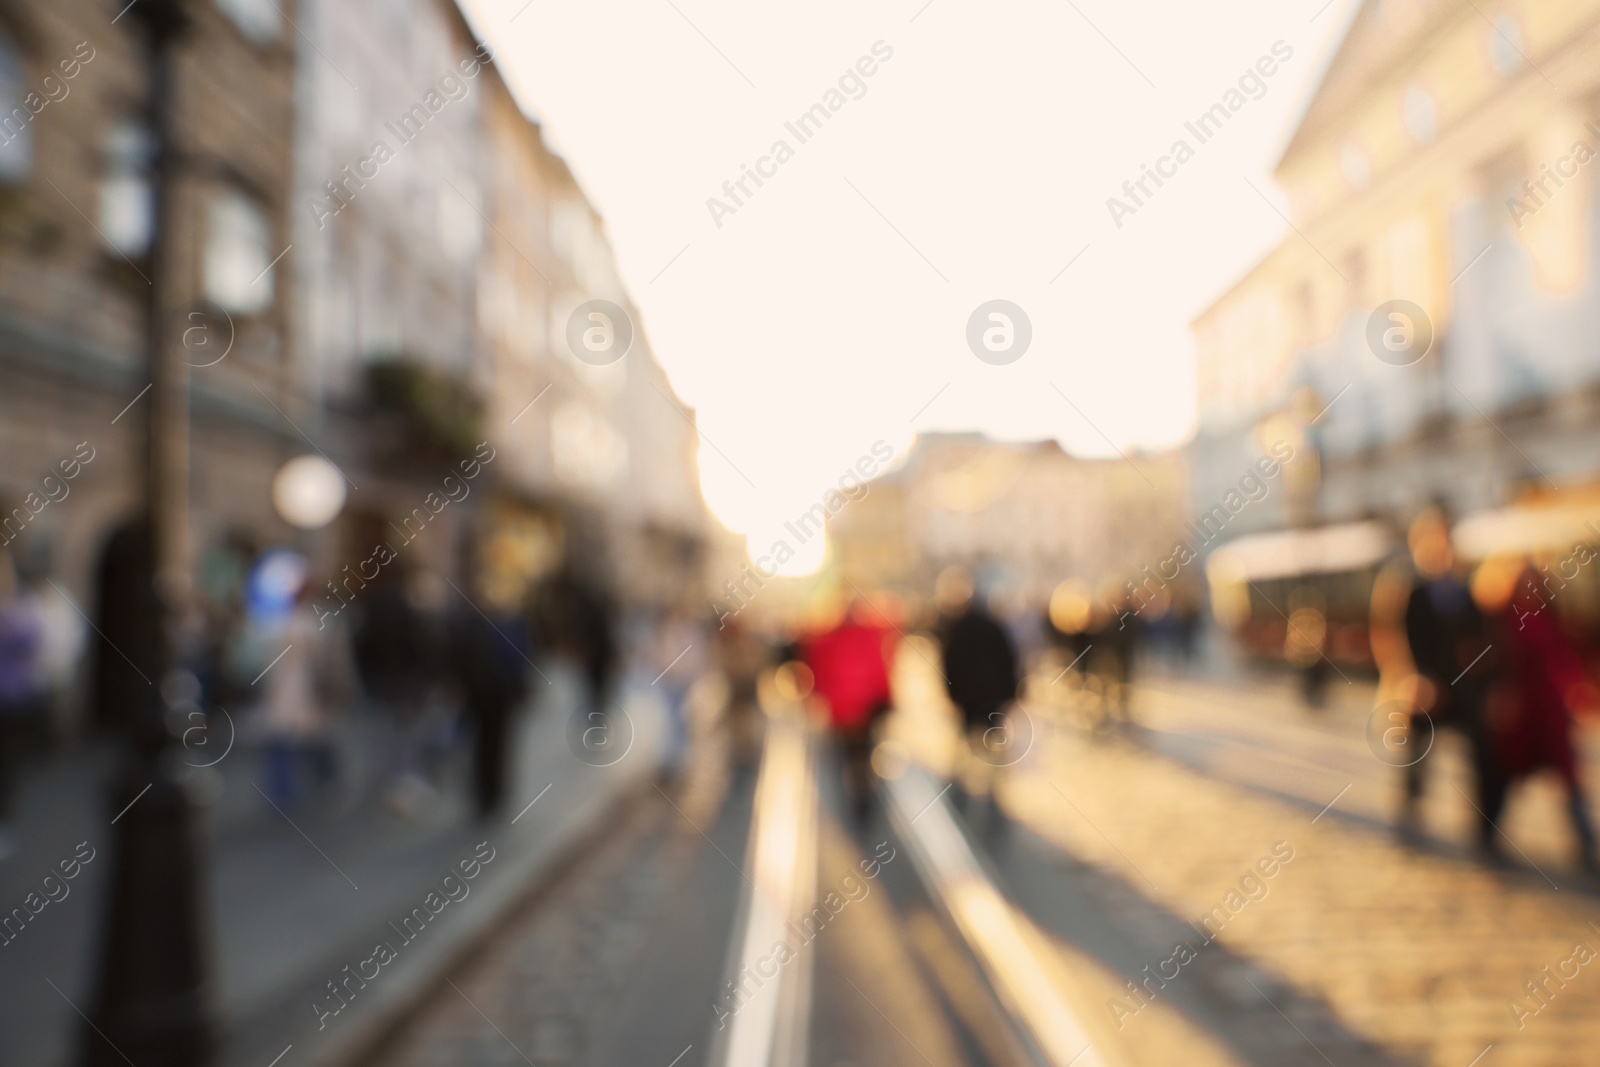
[0,0,298,729]
[829,431,1187,606]
[1191,0,1600,532]
[475,63,706,611]
[289,0,494,589]
[0,0,708,733]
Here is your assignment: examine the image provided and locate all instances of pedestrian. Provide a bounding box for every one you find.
[715,616,770,778]
[1394,507,1499,851]
[446,559,529,819]
[352,562,442,816]
[646,608,705,785]
[1476,557,1598,871]
[88,521,161,739]
[1085,579,1137,728]
[533,565,619,724]
[937,568,1020,819]
[801,597,896,828]
[257,575,357,809]
[0,549,46,859]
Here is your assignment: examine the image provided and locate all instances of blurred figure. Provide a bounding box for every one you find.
[1476,558,1598,871]
[716,616,771,777]
[645,607,706,784]
[0,550,46,859]
[1396,507,1498,849]
[994,588,1046,674]
[446,554,530,820]
[802,598,896,827]
[352,561,441,816]
[1085,579,1138,727]
[1172,585,1202,664]
[937,567,1020,814]
[1046,580,1094,668]
[88,522,162,739]
[194,531,258,718]
[1285,585,1331,709]
[533,565,619,722]
[258,577,357,809]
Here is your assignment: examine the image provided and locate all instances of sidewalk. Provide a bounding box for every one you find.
[0,661,667,1067]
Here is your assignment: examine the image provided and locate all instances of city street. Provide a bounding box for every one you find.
[6,0,1600,1065]
[301,655,1600,1067]
[998,666,1600,1067]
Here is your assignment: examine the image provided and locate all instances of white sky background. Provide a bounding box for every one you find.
[461,0,1359,551]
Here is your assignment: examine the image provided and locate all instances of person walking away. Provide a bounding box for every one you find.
[533,566,620,736]
[937,569,1020,822]
[352,564,439,816]
[802,599,896,828]
[1476,558,1598,871]
[647,609,705,785]
[1082,579,1136,729]
[446,573,529,819]
[1397,507,1498,849]
[0,550,46,859]
[257,579,357,809]
[716,617,771,779]
[88,522,162,738]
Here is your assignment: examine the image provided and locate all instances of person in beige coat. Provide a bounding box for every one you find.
[257,580,357,808]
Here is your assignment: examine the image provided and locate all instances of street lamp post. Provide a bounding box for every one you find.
[83,1,212,1064]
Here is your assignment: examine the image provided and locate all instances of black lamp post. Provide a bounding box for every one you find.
[83,1,212,1064]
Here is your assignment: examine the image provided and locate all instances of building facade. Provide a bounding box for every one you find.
[1192,0,1600,532]
[829,432,1187,607]
[0,0,707,734]
[0,0,300,730]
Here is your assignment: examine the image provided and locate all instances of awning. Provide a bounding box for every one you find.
[1205,520,1397,585]
[1453,499,1600,559]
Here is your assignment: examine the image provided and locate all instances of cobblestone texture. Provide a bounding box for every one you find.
[1000,676,1600,1067]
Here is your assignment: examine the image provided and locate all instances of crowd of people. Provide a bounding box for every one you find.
[1374,507,1600,871]
[0,523,653,850]
[776,522,1600,874]
[5,503,1598,875]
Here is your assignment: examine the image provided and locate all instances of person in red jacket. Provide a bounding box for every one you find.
[1481,561,1599,871]
[802,598,897,826]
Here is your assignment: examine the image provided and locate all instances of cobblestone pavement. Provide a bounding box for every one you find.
[363,729,737,1067]
[363,726,979,1067]
[992,672,1600,1067]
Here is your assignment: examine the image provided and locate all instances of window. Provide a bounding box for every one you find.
[216,0,283,46]
[1340,141,1372,191]
[0,34,30,183]
[437,177,482,264]
[100,121,156,257]
[204,188,275,314]
[1489,13,1524,75]
[1403,85,1437,145]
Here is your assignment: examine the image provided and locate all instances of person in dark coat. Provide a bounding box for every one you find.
[447,593,529,819]
[89,522,162,741]
[1399,508,1498,849]
[943,602,1019,737]
[937,569,1021,820]
[532,566,617,713]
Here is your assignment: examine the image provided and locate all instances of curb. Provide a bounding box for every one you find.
[312,768,654,1067]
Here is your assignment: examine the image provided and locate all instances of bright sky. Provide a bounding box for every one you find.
[463,0,1359,555]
